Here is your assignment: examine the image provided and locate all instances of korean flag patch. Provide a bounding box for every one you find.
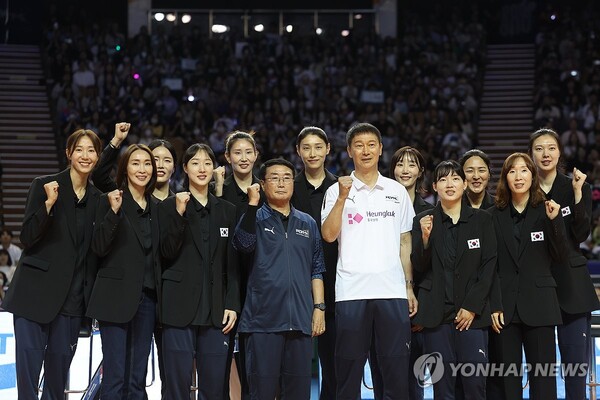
[220,228,229,237]
[467,239,480,249]
[531,231,544,242]
[561,206,571,217]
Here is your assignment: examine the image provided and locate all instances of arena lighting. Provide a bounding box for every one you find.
[181,14,192,24]
[354,13,363,20]
[341,30,350,37]
[154,13,165,22]
[133,73,140,80]
[166,13,177,22]
[254,24,265,32]
[211,24,229,34]
[550,14,557,21]
[187,95,195,102]
[285,24,293,33]
[315,27,323,35]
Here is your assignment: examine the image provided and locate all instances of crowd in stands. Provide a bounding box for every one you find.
[533,2,600,257]
[32,2,600,260]
[41,5,487,194]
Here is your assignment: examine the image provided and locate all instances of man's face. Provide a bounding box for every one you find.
[347,132,382,172]
[260,164,295,204]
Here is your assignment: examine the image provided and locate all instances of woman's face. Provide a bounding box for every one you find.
[68,136,99,176]
[297,134,330,172]
[506,157,532,196]
[394,154,421,191]
[225,139,257,177]
[127,149,154,190]
[152,146,175,185]
[463,156,490,195]
[184,150,214,189]
[531,134,560,174]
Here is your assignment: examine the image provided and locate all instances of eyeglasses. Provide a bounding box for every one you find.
[264,176,294,184]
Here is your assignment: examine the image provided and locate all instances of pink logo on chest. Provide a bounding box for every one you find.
[347,213,363,224]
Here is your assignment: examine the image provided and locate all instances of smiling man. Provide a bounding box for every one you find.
[233,158,326,400]
[321,122,416,399]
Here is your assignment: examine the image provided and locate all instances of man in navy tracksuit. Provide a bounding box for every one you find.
[233,158,326,400]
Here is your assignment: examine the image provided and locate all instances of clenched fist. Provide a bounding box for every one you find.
[213,166,225,185]
[247,183,261,206]
[545,199,561,220]
[108,189,123,214]
[44,181,59,213]
[420,215,433,247]
[337,176,353,201]
[112,122,131,148]
[176,191,191,216]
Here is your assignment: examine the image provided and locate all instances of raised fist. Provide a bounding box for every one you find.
[43,181,59,206]
[175,191,191,216]
[247,183,261,206]
[337,176,353,200]
[545,199,561,220]
[108,189,123,214]
[420,215,434,245]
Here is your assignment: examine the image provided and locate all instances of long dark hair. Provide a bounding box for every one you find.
[495,153,546,209]
[116,144,157,196]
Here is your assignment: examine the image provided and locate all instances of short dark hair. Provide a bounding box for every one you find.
[459,149,491,172]
[116,144,157,196]
[389,146,426,191]
[346,122,382,147]
[259,158,296,180]
[433,160,465,183]
[297,126,329,146]
[495,153,546,209]
[182,144,217,189]
[149,139,178,166]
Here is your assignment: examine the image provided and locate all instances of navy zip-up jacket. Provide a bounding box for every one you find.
[233,203,325,336]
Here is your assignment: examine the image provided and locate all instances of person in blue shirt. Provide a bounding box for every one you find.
[233,158,325,400]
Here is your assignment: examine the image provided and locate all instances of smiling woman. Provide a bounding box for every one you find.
[158,143,240,399]
[527,128,600,398]
[2,129,102,399]
[86,143,161,399]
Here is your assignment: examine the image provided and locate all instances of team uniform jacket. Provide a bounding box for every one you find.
[4,169,100,323]
[86,189,161,323]
[233,204,325,336]
[411,202,497,329]
[488,203,569,326]
[159,194,240,327]
[545,173,599,314]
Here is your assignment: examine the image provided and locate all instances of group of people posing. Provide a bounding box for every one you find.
[3,121,597,400]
